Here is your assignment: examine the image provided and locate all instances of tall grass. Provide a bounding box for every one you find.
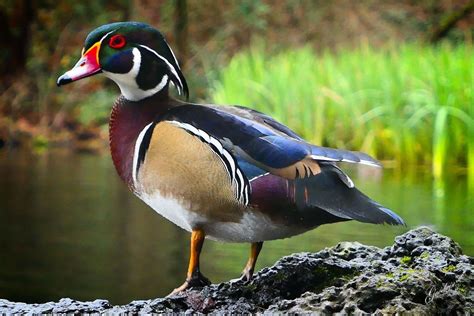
[209,43,473,178]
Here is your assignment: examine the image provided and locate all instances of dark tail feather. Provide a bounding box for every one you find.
[295,165,405,226]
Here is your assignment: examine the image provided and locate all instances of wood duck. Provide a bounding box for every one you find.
[57,22,404,294]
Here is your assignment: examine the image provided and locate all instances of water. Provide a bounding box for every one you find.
[0,149,472,304]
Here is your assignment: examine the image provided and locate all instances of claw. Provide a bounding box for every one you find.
[168,271,211,296]
[238,242,263,284]
[239,268,254,283]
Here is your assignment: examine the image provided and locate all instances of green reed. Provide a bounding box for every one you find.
[209,43,473,178]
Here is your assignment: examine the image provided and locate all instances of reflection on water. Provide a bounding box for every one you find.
[0,149,472,304]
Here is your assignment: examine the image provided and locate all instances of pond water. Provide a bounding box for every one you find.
[0,149,472,304]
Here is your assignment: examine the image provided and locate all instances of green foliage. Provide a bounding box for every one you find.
[209,43,474,177]
[4,1,129,114]
[32,135,49,149]
[77,90,116,126]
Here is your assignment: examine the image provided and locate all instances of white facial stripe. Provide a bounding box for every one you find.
[167,120,250,205]
[164,39,181,70]
[100,30,117,44]
[139,44,183,95]
[103,48,169,101]
[132,122,154,186]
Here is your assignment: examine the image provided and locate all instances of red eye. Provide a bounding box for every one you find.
[109,34,126,49]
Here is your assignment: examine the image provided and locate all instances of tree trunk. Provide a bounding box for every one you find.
[428,0,474,43]
[0,0,36,90]
[174,0,188,70]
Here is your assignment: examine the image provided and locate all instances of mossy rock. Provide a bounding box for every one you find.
[1,227,472,314]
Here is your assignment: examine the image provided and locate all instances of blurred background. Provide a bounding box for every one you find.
[0,0,473,305]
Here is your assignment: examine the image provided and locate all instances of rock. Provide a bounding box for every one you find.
[0,227,472,314]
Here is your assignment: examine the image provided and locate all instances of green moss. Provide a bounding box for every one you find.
[399,273,410,281]
[310,266,359,293]
[400,256,412,265]
[441,265,456,273]
[340,272,358,282]
[273,271,287,282]
[375,272,397,288]
[243,283,257,292]
[458,284,470,295]
[396,268,418,282]
[313,265,329,275]
[420,251,430,259]
[376,278,384,288]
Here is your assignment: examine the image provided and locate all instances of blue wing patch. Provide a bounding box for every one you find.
[240,136,310,169]
[236,157,267,180]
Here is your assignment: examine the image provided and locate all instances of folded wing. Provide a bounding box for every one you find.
[159,104,381,180]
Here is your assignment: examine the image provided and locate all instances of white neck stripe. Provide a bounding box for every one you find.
[139,44,183,95]
[103,48,169,101]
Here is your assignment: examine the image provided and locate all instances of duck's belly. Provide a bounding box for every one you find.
[137,190,307,242]
[203,210,309,242]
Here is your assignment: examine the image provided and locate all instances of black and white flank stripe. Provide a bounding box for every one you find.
[168,121,250,205]
[132,122,156,186]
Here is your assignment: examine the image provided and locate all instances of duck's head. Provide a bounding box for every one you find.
[57,22,188,101]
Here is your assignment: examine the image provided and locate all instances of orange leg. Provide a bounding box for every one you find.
[241,241,263,282]
[170,229,210,295]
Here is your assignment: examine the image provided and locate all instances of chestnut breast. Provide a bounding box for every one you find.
[135,121,245,227]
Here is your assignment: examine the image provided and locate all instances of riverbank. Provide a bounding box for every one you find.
[1,227,472,314]
[0,116,108,153]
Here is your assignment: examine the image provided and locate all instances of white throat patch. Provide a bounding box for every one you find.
[103,47,168,101]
